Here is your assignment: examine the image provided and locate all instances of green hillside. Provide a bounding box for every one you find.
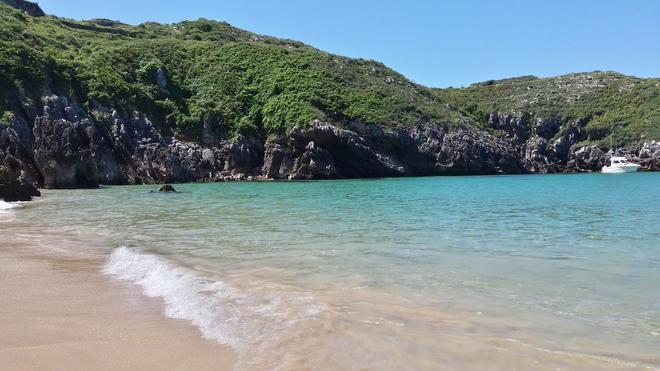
[436,72,660,146]
[0,2,463,139]
[1,1,658,147]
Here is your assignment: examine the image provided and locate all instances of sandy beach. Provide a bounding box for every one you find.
[3,189,658,371]
[0,0,659,368]
[0,234,236,371]
[3,245,652,371]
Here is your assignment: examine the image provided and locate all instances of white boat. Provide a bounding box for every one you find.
[601,156,641,174]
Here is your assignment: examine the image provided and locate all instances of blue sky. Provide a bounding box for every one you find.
[36,0,660,87]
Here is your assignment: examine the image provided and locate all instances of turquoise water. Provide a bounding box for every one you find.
[7,173,660,369]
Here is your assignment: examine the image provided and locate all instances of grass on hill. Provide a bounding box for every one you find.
[1,2,658,147]
[435,72,660,146]
[0,4,463,140]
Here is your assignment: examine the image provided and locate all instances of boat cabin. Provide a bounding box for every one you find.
[609,156,629,165]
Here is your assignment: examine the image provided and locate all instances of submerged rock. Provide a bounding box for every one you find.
[156,184,177,192]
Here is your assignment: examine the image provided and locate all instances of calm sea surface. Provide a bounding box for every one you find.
[4,173,660,369]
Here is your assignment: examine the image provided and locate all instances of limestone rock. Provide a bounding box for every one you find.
[156,184,176,192]
[0,90,656,196]
[0,0,45,17]
[569,146,606,171]
[0,154,40,201]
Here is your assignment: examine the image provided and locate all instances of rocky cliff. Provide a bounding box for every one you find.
[1,91,658,201]
[0,2,658,201]
[436,72,660,173]
[485,112,659,173]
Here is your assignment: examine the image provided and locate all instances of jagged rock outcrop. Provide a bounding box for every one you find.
[0,154,40,201]
[21,95,267,187]
[33,96,126,188]
[484,109,660,173]
[436,128,524,175]
[568,146,606,171]
[549,119,588,163]
[1,93,658,200]
[489,113,529,143]
[523,136,552,172]
[532,117,561,140]
[0,108,41,201]
[268,121,406,179]
[4,94,532,192]
[262,121,525,180]
[633,141,660,170]
[0,0,44,17]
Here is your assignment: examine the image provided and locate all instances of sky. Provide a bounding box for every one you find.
[36,0,660,88]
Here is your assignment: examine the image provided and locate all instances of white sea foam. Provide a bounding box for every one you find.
[103,246,325,368]
[0,200,19,211]
[0,201,22,221]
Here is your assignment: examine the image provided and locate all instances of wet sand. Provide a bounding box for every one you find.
[2,244,654,371]
[0,245,236,371]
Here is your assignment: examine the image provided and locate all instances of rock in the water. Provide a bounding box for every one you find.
[0,155,40,201]
[157,184,177,192]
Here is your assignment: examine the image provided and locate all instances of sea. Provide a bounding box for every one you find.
[2,173,659,370]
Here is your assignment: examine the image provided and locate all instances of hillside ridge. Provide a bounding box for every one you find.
[0,0,44,17]
[0,2,658,201]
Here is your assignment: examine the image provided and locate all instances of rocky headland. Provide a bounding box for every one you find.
[0,1,658,201]
[1,92,658,201]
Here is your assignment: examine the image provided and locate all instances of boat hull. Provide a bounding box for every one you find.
[601,164,641,174]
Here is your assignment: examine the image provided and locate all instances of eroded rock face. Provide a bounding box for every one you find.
[32,96,123,188]
[0,0,45,17]
[283,121,406,178]
[523,136,551,172]
[489,113,529,143]
[0,93,657,196]
[262,121,525,179]
[533,117,560,140]
[0,154,40,201]
[636,141,660,170]
[436,128,524,175]
[26,96,259,187]
[568,146,606,171]
[0,109,41,201]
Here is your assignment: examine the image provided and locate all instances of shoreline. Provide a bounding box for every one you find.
[3,233,656,370]
[3,169,658,204]
[0,228,236,371]
[12,168,660,197]
[1,178,659,370]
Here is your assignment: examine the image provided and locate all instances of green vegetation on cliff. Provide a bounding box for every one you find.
[0,2,462,139]
[1,1,658,146]
[435,72,660,146]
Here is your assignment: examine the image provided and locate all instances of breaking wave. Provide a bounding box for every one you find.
[103,246,325,368]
